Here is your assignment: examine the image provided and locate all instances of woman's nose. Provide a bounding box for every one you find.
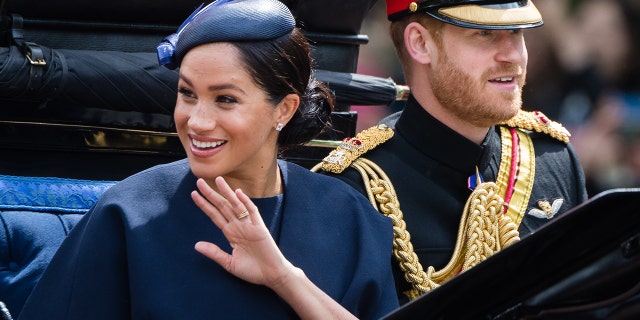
[187,104,216,131]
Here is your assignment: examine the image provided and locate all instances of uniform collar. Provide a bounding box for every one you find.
[395,95,496,174]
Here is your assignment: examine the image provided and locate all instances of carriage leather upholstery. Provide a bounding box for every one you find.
[0,174,115,317]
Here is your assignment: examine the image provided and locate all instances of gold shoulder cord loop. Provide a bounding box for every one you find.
[312,122,536,300]
[348,158,521,300]
[350,158,437,298]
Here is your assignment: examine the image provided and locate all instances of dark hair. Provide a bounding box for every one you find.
[232,28,334,150]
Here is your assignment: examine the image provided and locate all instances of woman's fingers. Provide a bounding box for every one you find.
[193,177,239,223]
[191,189,229,229]
[194,241,232,271]
[213,177,250,222]
[235,188,265,227]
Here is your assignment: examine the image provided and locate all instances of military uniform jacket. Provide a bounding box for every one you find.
[19,159,399,320]
[327,96,588,303]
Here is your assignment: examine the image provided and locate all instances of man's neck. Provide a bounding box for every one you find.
[412,91,490,144]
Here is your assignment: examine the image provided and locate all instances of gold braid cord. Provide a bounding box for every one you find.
[460,181,520,270]
[345,158,520,300]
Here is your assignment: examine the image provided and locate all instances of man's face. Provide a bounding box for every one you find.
[430,24,528,127]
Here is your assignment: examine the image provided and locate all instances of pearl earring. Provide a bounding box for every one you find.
[275,123,284,132]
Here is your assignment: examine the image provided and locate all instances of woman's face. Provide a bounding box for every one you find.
[174,42,282,182]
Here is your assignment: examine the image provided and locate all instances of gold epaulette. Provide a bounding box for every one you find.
[318,124,394,173]
[500,110,571,143]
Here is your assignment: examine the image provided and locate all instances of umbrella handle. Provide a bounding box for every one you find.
[396,84,410,101]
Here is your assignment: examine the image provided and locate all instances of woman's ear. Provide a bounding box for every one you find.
[275,93,300,126]
[404,22,436,65]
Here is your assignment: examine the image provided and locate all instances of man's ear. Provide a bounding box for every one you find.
[276,93,300,125]
[404,21,436,65]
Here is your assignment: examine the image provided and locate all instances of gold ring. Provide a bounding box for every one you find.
[236,210,249,219]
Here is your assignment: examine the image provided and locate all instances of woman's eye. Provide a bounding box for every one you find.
[216,95,237,104]
[178,87,196,99]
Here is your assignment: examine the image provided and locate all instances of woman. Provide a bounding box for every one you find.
[18,0,398,319]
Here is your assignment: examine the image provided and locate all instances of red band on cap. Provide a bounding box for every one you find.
[386,0,414,17]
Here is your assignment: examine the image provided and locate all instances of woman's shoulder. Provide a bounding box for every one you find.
[102,159,192,197]
[119,158,189,182]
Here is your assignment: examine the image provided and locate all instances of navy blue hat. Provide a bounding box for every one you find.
[386,0,543,30]
[157,0,295,69]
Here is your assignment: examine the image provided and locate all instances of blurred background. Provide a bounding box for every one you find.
[354,0,640,197]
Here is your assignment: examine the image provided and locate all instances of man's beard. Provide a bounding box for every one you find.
[431,49,525,128]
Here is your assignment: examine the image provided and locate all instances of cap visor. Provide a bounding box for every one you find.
[437,1,542,29]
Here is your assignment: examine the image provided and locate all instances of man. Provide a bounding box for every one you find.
[313,0,588,305]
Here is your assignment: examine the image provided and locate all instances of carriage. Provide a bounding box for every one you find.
[1,1,639,319]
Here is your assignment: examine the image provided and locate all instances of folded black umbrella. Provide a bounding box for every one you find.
[0,45,408,116]
[314,69,409,107]
[0,46,178,114]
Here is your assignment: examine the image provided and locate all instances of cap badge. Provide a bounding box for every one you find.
[409,2,418,12]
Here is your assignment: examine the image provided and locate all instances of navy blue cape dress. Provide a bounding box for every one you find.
[19,159,398,319]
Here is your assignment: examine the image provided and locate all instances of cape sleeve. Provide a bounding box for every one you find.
[19,194,131,320]
[339,196,399,320]
[278,161,399,319]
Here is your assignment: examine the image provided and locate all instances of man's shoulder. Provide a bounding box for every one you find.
[378,110,401,128]
[313,124,395,174]
[500,110,571,144]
